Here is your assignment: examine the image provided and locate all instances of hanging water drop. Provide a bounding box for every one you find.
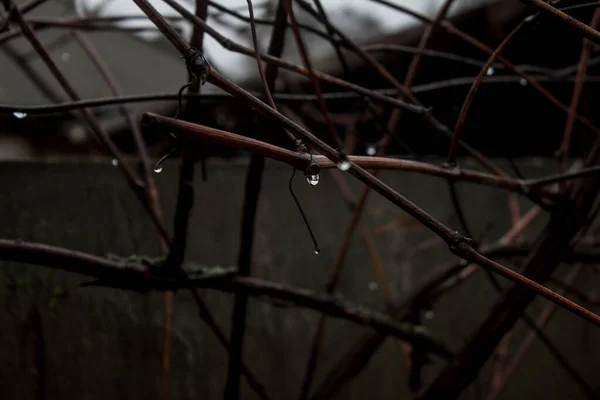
[314,248,320,255]
[337,160,351,171]
[154,165,163,174]
[12,111,27,119]
[306,173,319,186]
[366,145,377,156]
[519,78,527,86]
[486,66,495,76]
[111,158,118,167]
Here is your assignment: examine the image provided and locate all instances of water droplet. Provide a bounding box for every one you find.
[61,52,70,62]
[337,160,351,171]
[424,310,434,320]
[486,66,495,76]
[111,159,118,167]
[306,174,319,186]
[368,281,378,291]
[519,78,527,86]
[68,124,86,143]
[366,145,377,156]
[12,111,27,119]
[314,248,320,255]
[154,165,163,174]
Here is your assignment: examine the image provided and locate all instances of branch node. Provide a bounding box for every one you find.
[447,231,477,255]
[182,46,210,85]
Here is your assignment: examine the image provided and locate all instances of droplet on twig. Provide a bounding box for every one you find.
[291,168,320,255]
[111,159,118,167]
[306,174,319,186]
[486,67,495,76]
[366,145,377,156]
[12,111,27,119]
[154,165,163,174]
[337,160,351,171]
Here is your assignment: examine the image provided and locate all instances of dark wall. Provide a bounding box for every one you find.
[0,159,598,399]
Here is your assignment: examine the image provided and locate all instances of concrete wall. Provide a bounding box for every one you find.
[0,158,598,399]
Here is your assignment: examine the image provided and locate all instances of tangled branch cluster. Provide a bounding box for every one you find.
[2,0,600,399]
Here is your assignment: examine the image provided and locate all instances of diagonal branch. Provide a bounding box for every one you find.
[421,145,600,399]
[520,0,600,44]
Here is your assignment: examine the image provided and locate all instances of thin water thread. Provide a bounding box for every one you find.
[154,47,209,173]
[153,82,191,172]
[289,167,321,255]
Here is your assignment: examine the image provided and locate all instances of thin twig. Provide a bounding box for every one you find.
[144,115,600,204]
[7,73,600,115]
[224,1,284,398]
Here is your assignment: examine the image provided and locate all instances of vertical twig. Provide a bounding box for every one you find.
[282,0,346,159]
[224,1,286,399]
[161,0,209,397]
[224,153,265,400]
[188,0,210,181]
